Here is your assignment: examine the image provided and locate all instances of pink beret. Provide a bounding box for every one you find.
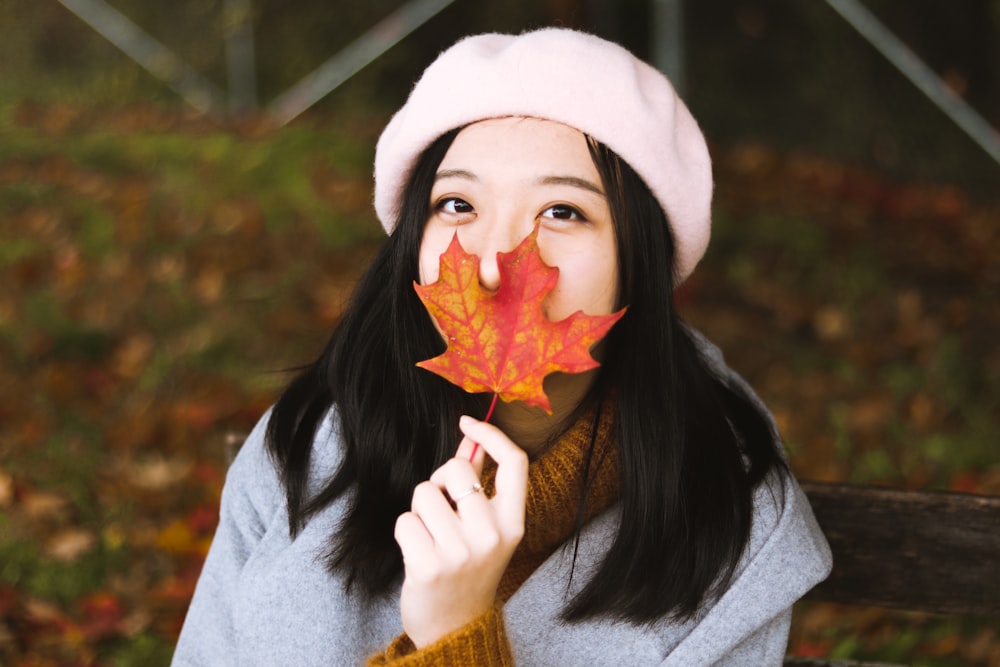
[373,28,713,283]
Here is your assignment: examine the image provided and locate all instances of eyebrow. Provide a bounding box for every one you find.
[435,168,478,182]
[538,175,605,197]
[435,170,605,197]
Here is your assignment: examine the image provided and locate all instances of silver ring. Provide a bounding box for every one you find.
[451,483,483,503]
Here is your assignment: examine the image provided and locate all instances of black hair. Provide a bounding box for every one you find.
[559,139,785,621]
[265,128,786,622]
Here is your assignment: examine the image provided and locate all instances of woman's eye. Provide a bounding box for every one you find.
[437,197,474,214]
[540,204,585,221]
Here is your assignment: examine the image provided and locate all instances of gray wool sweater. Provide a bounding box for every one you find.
[173,334,832,666]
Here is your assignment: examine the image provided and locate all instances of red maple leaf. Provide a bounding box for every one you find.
[414,227,625,413]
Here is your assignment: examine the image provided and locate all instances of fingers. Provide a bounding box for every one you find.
[394,512,433,563]
[430,452,483,498]
[399,481,468,557]
[428,457,491,536]
[393,418,528,647]
[399,416,528,555]
[454,434,485,473]
[458,416,528,535]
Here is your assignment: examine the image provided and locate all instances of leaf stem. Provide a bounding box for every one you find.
[468,393,499,462]
[484,392,499,422]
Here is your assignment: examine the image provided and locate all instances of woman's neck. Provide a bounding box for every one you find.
[491,370,596,458]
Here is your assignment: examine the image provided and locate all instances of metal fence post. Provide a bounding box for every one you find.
[651,0,685,95]
[224,0,258,113]
[55,0,226,114]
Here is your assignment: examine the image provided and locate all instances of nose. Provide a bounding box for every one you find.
[478,249,502,292]
[469,223,524,293]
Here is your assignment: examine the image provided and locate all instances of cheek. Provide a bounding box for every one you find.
[417,229,449,285]
[418,254,437,285]
[584,270,620,315]
[546,260,619,320]
[535,235,619,319]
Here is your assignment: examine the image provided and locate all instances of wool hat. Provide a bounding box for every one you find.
[373,28,713,283]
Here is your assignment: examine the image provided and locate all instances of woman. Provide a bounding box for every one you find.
[174,28,831,666]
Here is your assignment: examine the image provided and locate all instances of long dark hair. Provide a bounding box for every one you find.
[266,128,786,623]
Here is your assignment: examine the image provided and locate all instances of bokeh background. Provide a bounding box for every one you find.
[1,0,998,664]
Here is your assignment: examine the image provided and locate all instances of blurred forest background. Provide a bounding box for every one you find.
[0,0,997,665]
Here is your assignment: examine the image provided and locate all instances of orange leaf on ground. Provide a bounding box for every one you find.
[185,506,218,536]
[77,593,124,642]
[156,519,197,554]
[414,228,625,413]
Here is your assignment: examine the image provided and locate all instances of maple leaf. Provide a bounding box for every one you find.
[414,228,626,413]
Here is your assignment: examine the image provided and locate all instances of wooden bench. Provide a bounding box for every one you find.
[783,481,1000,666]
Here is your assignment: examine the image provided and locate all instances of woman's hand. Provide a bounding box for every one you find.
[394,416,528,648]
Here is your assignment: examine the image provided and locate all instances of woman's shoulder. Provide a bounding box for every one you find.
[503,469,831,664]
[224,407,345,524]
[684,324,832,585]
[684,324,758,401]
[746,468,833,589]
[657,470,832,663]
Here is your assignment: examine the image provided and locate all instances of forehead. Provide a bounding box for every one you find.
[438,117,597,179]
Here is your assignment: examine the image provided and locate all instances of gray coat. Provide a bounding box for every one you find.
[173,335,832,666]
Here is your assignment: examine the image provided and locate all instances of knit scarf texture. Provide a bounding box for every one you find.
[487,401,621,601]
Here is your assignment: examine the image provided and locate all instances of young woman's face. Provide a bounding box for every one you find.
[419,117,619,323]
